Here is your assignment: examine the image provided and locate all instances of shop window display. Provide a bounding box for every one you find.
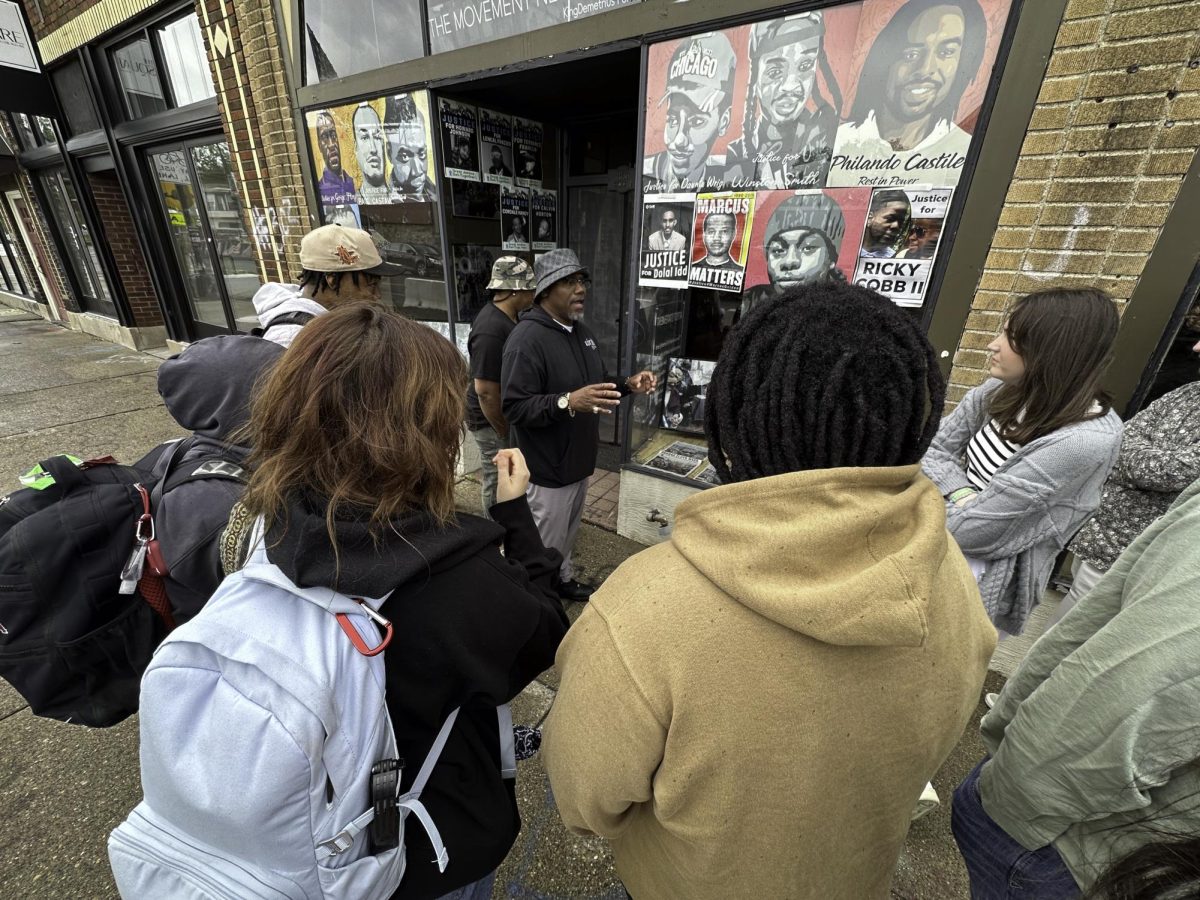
[632,0,1015,484]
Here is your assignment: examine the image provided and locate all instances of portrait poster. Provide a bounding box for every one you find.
[688,192,756,294]
[322,203,362,228]
[479,109,515,186]
[853,186,953,307]
[513,117,543,188]
[661,357,716,434]
[452,180,500,219]
[739,188,871,316]
[439,98,481,182]
[531,188,557,252]
[306,91,437,208]
[452,243,503,321]
[691,462,721,486]
[643,440,710,478]
[501,185,531,252]
[641,6,864,195]
[826,0,1016,188]
[639,193,695,289]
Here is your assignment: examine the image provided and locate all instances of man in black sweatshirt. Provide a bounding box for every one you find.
[501,249,656,601]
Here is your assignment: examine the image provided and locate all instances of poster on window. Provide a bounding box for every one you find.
[738,187,871,318]
[531,189,557,251]
[827,0,1015,187]
[452,243,504,321]
[661,357,715,434]
[639,194,695,289]
[439,98,480,181]
[305,92,437,207]
[452,180,500,219]
[479,109,515,186]
[322,203,362,228]
[851,185,951,306]
[501,186,531,251]
[513,117,543,188]
[688,192,755,294]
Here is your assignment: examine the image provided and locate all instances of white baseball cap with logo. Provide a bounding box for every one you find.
[299,224,406,276]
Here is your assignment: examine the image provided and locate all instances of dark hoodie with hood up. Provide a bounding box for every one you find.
[263,493,569,900]
[151,335,284,621]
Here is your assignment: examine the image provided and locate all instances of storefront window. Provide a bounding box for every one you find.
[10,113,39,150]
[111,14,214,119]
[51,60,100,136]
[631,0,1016,483]
[303,0,424,85]
[39,169,117,317]
[156,14,216,107]
[303,91,450,335]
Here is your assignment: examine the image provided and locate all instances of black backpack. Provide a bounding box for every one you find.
[0,441,246,727]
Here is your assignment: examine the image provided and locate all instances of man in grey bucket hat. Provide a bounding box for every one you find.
[466,256,537,515]
[501,249,657,602]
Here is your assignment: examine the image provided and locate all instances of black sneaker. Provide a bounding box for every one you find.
[557,579,594,602]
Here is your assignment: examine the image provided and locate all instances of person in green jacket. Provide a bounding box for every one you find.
[952,476,1200,899]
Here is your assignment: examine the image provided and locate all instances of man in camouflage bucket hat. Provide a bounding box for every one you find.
[466,256,537,514]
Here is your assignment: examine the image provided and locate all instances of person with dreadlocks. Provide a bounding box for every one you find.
[923,287,1123,637]
[738,191,847,322]
[722,12,843,191]
[829,0,989,187]
[542,282,995,900]
[249,224,402,347]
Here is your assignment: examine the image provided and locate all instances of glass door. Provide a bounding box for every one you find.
[147,138,257,337]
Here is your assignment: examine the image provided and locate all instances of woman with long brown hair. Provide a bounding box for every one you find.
[923,287,1124,636]
[235,302,568,899]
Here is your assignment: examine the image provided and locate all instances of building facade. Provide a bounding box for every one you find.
[1,0,1198,544]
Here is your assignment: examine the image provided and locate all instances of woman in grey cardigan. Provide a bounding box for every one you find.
[923,288,1123,635]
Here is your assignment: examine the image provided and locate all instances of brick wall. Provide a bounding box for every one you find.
[87,170,163,327]
[947,0,1200,404]
[23,0,104,40]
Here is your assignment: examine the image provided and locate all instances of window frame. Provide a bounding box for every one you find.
[106,8,215,123]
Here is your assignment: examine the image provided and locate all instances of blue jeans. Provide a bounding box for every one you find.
[470,426,507,517]
[952,761,1080,900]
[435,869,496,900]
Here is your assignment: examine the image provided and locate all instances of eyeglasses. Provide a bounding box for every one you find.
[563,275,591,288]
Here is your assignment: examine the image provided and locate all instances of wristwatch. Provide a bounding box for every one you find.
[557,392,575,417]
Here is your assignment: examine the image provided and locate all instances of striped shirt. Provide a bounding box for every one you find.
[966,419,1020,490]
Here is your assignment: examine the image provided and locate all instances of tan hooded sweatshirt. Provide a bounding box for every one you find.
[542,465,995,899]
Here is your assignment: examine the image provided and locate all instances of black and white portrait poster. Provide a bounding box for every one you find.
[513,117,543,188]
[644,440,709,477]
[530,188,557,252]
[662,357,715,434]
[479,109,514,186]
[639,193,695,289]
[688,192,756,294]
[827,0,1015,188]
[853,186,952,307]
[439,98,480,182]
[501,186,531,252]
[452,243,503,321]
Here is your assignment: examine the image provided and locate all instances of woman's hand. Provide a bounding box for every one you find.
[494,448,531,503]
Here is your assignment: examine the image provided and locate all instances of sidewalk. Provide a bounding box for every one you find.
[0,309,1049,898]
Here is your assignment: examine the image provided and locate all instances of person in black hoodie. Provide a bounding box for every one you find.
[145,334,284,622]
[501,249,656,602]
[235,302,569,900]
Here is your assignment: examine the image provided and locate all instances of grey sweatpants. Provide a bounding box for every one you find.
[469,425,507,517]
[526,478,589,582]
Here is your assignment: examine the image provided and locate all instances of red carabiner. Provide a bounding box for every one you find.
[336,600,393,657]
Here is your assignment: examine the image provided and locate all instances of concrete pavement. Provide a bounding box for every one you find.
[0,307,1020,899]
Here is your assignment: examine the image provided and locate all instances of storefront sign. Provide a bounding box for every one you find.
[440,98,481,182]
[852,186,952,307]
[0,0,37,72]
[688,192,755,294]
[638,193,694,289]
[479,109,514,186]
[427,0,641,55]
[304,91,438,210]
[531,188,557,251]
[501,185,530,251]
[0,0,58,118]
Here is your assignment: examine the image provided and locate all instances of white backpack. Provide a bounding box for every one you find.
[108,522,459,900]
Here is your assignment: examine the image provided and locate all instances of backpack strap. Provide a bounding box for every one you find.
[38,455,89,491]
[316,708,460,869]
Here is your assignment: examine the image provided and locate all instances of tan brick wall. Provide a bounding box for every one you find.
[946,0,1200,404]
[197,0,311,285]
